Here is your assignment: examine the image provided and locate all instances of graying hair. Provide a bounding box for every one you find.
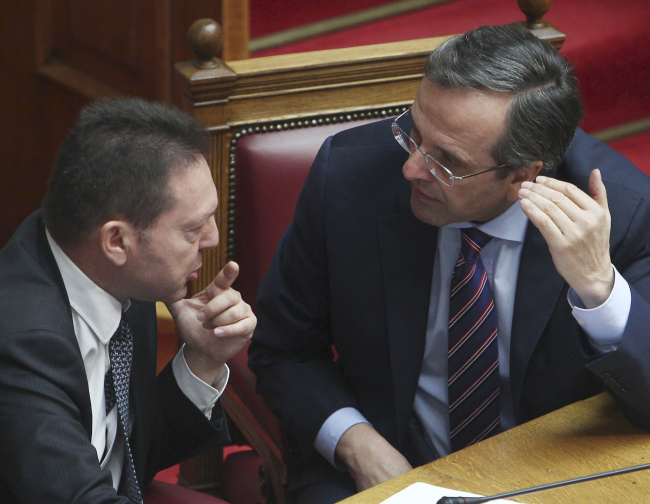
[425,26,583,175]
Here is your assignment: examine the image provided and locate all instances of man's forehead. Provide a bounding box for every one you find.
[160,159,218,221]
[413,80,513,135]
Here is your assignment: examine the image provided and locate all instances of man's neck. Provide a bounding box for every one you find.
[46,229,126,303]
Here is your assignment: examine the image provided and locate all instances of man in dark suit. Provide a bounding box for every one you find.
[0,98,256,503]
[249,26,650,504]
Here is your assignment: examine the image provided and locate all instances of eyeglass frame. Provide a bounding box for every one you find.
[391,109,508,187]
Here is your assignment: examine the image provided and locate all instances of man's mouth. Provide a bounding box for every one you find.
[412,184,440,202]
[187,263,202,281]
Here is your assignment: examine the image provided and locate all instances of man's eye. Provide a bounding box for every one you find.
[186,227,202,240]
[409,128,422,145]
[443,153,461,168]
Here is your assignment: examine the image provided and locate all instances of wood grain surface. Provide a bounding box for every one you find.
[338,394,650,504]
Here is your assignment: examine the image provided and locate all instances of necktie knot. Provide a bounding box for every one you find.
[460,228,492,263]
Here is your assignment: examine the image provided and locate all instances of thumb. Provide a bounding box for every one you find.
[166,297,203,318]
[589,168,609,210]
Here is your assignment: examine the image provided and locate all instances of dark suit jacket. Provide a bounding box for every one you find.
[0,211,230,503]
[249,119,650,495]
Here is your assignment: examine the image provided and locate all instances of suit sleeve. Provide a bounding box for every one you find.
[249,137,360,450]
[0,324,132,503]
[128,301,230,485]
[586,190,650,429]
[0,303,229,503]
[142,362,229,481]
[549,130,650,430]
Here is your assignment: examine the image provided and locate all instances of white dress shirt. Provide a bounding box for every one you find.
[315,201,631,467]
[47,231,227,490]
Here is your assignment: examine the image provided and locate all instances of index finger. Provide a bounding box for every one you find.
[534,175,596,211]
[205,261,240,298]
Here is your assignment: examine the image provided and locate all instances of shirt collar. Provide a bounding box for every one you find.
[46,230,124,344]
[443,200,529,243]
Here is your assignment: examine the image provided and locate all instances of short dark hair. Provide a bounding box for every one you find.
[42,98,208,247]
[425,25,583,175]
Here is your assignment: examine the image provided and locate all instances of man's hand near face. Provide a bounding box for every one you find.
[519,168,614,308]
[167,261,257,385]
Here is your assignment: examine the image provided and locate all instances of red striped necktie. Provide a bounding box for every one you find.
[448,228,500,452]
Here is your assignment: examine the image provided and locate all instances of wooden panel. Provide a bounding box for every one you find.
[64,0,141,70]
[0,1,44,247]
[47,0,166,98]
[0,1,250,247]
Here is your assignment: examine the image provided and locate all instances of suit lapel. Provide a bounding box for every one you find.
[509,224,566,415]
[378,211,437,444]
[125,302,157,482]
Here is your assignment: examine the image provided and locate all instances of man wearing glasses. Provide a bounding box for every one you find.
[249,26,650,504]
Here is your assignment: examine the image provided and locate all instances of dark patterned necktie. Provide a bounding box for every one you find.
[447,228,500,452]
[104,315,143,504]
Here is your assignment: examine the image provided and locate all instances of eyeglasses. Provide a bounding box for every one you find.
[391,110,507,187]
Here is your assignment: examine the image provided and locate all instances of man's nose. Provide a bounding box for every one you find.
[200,216,220,250]
[402,150,434,182]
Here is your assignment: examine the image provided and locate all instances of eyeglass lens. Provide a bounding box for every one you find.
[393,113,454,186]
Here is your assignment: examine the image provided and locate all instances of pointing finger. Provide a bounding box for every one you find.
[205,261,240,298]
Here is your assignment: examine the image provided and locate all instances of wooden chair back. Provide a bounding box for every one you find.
[174,3,563,501]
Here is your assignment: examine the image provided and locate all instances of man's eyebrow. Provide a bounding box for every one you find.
[438,147,465,166]
[410,106,475,168]
[410,117,465,167]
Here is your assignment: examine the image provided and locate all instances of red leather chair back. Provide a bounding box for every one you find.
[223,117,379,504]
[232,120,377,308]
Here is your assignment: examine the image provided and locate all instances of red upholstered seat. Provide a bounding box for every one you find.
[144,480,229,504]
[224,118,379,504]
[222,449,265,504]
[607,131,650,178]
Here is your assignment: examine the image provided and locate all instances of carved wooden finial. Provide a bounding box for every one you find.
[517,0,553,30]
[188,18,223,69]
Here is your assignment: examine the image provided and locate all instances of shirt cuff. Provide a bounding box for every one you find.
[568,266,631,353]
[314,407,370,469]
[172,344,229,420]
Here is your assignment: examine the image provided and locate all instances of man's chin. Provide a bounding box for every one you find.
[410,198,449,227]
[161,285,189,306]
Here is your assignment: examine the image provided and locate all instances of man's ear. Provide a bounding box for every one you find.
[100,220,137,266]
[507,160,544,201]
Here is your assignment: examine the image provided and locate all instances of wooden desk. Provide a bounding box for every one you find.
[339,393,650,503]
